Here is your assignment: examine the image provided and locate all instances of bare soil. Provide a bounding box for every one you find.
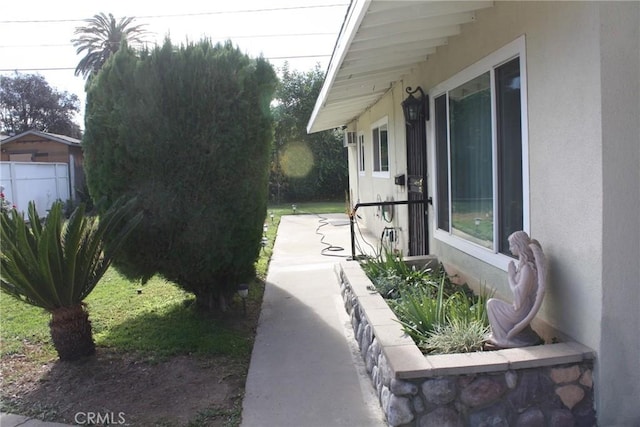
[1,300,262,426]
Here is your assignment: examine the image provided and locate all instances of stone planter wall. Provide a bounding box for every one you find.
[336,261,596,427]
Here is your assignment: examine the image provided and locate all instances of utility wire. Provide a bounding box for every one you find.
[0,32,336,49]
[0,4,348,24]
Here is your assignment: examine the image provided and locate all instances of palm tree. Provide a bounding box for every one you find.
[72,12,150,79]
[0,199,142,361]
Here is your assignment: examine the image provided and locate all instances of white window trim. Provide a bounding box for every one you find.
[429,35,530,272]
[358,132,366,176]
[371,116,390,179]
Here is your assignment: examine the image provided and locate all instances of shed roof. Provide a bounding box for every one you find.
[0,130,81,146]
[307,0,493,133]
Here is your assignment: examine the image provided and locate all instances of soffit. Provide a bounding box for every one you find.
[307,0,493,133]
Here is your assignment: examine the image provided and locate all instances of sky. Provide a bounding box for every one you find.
[0,0,350,128]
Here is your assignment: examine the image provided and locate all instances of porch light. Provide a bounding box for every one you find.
[402,86,428,124]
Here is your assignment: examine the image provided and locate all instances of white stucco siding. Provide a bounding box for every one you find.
[413,1,605,349]
[598,3,640,425]
[522,3,604,347]
[349,89,413,250]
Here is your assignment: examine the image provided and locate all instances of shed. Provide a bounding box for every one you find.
[0,130,85,200]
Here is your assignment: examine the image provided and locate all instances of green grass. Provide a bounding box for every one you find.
[0,293,52,358]
[0,200,346,361]
[0,270,252,361]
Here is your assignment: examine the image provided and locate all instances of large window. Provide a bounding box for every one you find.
[372,119,389,176]
[432,37,528,266]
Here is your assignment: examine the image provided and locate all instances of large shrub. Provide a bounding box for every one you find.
[83,39,277,311]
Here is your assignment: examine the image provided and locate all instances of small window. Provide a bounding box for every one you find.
[372,119,389,176]
[358,133,365,174]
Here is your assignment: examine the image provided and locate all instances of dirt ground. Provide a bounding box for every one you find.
[0,300,262,426]
[1,350,246,426]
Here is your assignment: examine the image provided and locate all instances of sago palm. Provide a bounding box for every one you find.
[0,199,142,361]
[72,12,149,78]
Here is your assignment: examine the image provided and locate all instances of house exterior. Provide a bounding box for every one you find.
[308,1,639,425]
[1,130,85,200]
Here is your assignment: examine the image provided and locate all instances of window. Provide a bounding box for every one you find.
[432,37,528,266]
[358,132,365,174]
[372,119,389,176]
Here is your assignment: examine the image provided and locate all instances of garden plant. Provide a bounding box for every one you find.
[0,199,141,361]
[360,251,492,354]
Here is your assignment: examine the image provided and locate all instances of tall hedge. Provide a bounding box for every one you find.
[83,39,277,311]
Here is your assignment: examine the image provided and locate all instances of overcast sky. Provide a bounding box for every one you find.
[0,0,350,127]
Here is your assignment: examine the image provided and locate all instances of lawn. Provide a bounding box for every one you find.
[0,200,345,426]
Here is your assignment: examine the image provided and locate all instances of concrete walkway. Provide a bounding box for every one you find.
[241,213,386,427]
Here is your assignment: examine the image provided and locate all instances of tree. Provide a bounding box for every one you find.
[271,63,348,203]
[72,12,149,79]
[83,39,277,312]
[0,199,142,361]
[0,73,81,138]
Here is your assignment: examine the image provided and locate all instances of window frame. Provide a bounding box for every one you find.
[371,117,390,178]
[430,36,530,271]
[357,132,366,175]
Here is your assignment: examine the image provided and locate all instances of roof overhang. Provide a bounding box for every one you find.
[307,0,494,133]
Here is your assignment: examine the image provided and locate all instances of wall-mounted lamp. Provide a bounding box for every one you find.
[401,86,429,125]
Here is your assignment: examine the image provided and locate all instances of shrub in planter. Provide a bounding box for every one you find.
[360,254,492,354]
[422,318,490,354]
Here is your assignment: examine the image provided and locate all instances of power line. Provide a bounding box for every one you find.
[0,4,348,24]
[0,32,336,49]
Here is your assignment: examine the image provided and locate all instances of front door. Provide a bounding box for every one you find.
[406,120,429,256]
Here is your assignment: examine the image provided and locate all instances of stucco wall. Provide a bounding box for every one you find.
[416,0,604,352]
[598,3,640,425]
[349,89,412,250]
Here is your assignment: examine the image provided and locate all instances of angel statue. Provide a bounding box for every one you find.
[487,231,547,348]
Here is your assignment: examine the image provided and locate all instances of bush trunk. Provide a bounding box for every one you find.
[49,303,95,361]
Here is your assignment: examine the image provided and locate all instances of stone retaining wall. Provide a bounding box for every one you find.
[336,261,597,427]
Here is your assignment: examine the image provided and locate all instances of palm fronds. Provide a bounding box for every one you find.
[71,12,150,78]
[0,198,142,310]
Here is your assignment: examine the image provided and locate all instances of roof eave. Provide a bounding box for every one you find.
[307,0,371,134]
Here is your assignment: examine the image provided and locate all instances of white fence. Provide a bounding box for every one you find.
[0,162,71,215]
